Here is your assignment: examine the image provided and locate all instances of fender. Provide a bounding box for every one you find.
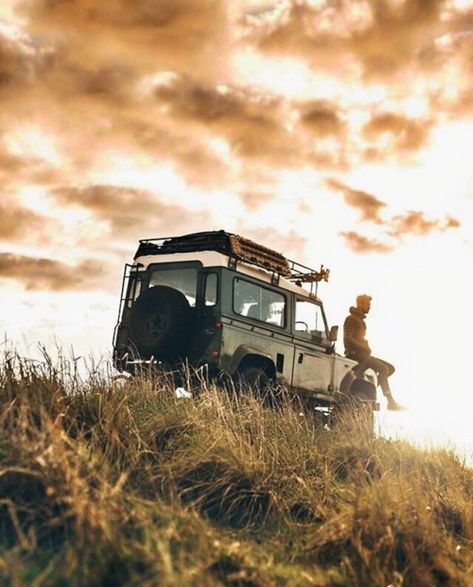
[229,344,275,376]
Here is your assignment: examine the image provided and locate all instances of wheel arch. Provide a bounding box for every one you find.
[230,345,276,380]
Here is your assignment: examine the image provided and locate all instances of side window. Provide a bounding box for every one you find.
[127,274,143,308]
[233,278,286,327]
[204,273,218,307]
[295,300,327,336]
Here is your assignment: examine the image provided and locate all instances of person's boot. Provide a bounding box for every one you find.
[386,394,406,411]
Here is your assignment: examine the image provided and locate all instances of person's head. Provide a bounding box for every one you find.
[356,294,372,314]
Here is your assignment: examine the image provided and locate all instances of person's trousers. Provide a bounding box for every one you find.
[354,356,395,397]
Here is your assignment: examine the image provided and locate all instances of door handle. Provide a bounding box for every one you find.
[298,353,304,364]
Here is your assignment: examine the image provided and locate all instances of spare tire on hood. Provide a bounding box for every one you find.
[128,285,191,360]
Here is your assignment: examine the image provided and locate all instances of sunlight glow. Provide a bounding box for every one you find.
[5,126,62,166]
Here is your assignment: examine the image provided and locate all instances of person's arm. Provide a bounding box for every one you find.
[343,315,371,355]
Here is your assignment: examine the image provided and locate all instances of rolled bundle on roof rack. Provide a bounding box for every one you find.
[135,230,292,277]
[228,234,291,277]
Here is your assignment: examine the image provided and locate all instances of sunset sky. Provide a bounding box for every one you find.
[1,1,472,453]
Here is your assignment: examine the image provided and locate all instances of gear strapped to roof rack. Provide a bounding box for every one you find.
[134,230,329,283]
[227,233,291,276]
[290,266,330,283]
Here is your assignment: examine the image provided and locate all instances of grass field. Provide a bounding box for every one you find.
[0,351,472,586]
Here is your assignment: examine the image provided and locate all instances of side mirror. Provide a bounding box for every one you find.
[328,325,338,342]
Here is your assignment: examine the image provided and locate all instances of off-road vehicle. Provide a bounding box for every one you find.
[113,230,377,416]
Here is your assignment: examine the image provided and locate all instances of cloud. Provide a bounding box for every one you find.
[0,1,234,185]
[153,73,255,122]
[328,178,460,247]
[0,252,104,291]
[349,0,447,77]
[363,112,431,152]
[449,87,473,117]
[0,145,61,188]
[388,211,461,238]
[0,21,53,89]
[299,100,345,136]
[330,179,461,254]
[151,72,293,160]
[248,0,455,78]
[238,189,274,210]
[53,184,211,237]
[340,231,393,254]
[151,73,353,167]
[0,146,24,176]
[327,178,386,223]
[26,0,230,81]
[0,201,45,241]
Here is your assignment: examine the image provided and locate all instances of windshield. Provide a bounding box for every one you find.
[295,299,327,337]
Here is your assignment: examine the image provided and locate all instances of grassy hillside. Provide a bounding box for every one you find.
[0,352,472,586]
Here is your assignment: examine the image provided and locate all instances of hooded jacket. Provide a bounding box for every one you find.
[343,306,372,360]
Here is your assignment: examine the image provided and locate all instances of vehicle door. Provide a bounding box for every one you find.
[219,275,295,386]
[291,298,335,395]
[190,269,222,360]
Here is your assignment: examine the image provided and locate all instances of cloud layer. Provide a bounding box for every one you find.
[0,201,44,240]
[328,177,461,253]
[0,0,470,293]
[53,184,212,238]
[0,252,103,291]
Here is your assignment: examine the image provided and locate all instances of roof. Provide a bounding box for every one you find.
[134,230,329,289]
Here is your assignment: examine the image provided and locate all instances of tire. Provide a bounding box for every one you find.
[350,378,377,401]
[238,366,283,408]
[128,286,191,360]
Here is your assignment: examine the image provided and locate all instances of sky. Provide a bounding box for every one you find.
[1,0,472,457]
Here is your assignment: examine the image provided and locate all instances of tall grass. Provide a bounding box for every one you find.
[0,350,472,586]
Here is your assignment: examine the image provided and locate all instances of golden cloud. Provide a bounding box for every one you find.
[152,73,294,161]
[53,184,212,237]
[331,179,461,253]
[0,202,45,241]
[327,178,386,223]
[0,252,104,291]
[388,211,461,238]
[340,231,393,254]
[299,100,346,136]
[26,0,230,82]
[363,112,431,152]
[249,0,450,77]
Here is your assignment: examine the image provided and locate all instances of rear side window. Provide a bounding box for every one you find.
[126,273,144,308]
[204,273,218,307]
[150,267,198,307]
[233,277,286,327]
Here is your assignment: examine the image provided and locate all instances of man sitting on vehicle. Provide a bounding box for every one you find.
[343,294,404,411]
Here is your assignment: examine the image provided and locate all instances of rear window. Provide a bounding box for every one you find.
[149,267,198,307]
[233,277,286,327]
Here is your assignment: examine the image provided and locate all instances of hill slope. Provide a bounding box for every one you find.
[0,353,472,586]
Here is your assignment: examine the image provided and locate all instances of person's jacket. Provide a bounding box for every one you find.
[343,306,371,360]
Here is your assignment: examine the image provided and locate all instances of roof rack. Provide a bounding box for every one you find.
[135,230,329,287]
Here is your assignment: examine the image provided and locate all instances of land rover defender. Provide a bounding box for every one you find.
[112,230,376,412]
